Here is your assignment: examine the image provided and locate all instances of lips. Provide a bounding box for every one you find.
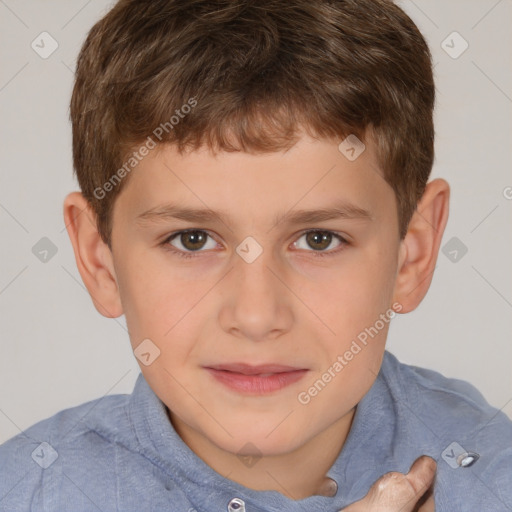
[204,363,308,394]
[205,363,304,375]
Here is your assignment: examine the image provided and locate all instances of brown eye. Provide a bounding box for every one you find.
[167,230,216,254]
[293,230,347,256]
[179,231,207,251]
[305,231,332,251]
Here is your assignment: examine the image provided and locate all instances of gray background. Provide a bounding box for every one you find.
[0,0,511,444]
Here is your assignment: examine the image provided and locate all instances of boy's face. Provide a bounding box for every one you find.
[109,132,404,457]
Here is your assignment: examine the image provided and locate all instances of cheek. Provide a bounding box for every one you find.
[116,255,215,373]
[309,245,397,339]
[114,252,183,343]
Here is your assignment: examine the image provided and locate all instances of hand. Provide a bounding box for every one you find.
[339,455,436,512]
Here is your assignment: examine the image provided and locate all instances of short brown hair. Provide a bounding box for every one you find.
[70,0,435,246]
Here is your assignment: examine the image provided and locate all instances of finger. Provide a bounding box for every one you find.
[338,456,436,512]
[369,456,436,512]
[406,455,437,498]
[415,491,435,512]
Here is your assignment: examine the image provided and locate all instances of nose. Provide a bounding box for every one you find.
[217,244,294,343]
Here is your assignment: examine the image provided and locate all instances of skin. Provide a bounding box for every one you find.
[63,131,449,507]
[341,455,436,512]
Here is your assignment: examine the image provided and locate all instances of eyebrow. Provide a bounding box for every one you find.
[135,200,373,228]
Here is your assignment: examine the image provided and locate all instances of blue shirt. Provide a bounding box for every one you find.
[1,350,511,511]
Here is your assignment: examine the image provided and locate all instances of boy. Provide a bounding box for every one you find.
[1,0,511,511]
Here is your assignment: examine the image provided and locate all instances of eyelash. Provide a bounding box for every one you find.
[160,229,349,260]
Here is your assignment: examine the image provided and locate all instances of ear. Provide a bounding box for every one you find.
[392,178,450,313]
[63,192,123,318]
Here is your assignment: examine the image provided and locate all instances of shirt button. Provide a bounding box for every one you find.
[227,497,246,512]
[316,476,338,497]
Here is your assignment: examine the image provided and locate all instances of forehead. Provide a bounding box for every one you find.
[113,132,394,229]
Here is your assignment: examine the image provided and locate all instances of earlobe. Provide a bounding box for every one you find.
[392,178,450,313]
[63,192,123,318]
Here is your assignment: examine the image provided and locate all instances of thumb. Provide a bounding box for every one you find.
[339,455,436,512]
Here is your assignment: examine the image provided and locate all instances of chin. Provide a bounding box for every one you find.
[213,424,309,457]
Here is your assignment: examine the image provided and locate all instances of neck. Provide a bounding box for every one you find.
[168,407,356,500]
